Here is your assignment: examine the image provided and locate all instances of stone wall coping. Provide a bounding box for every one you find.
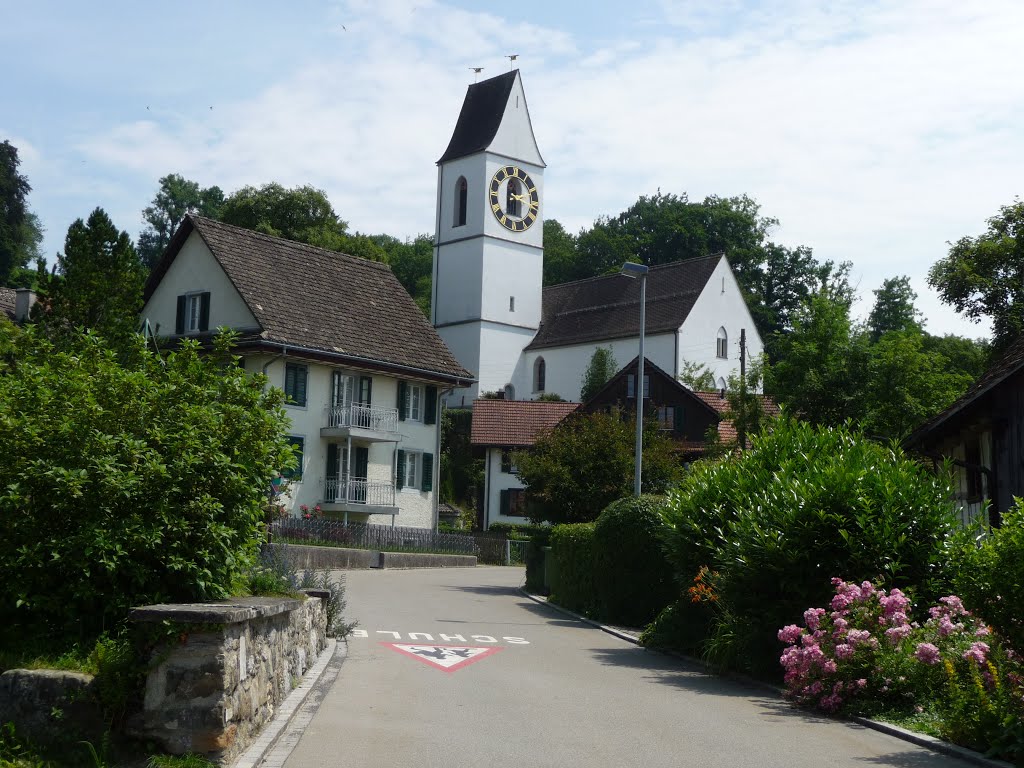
[130,595,305,625]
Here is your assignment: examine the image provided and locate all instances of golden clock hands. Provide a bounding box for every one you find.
[509,192,528,202]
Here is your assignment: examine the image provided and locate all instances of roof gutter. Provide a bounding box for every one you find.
[233,338,475,387]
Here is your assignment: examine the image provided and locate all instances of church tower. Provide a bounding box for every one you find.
[432,70,545,406]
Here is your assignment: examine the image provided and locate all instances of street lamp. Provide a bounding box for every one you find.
[620,261,649,497]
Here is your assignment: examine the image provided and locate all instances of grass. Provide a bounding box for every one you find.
[0,643,95,676]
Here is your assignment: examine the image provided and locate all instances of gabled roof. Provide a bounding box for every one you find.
[0,287,14,322]
[584,355,721,419]
[525,255,724,350]
[904,335,1024,447]
[438,71,518,164]
[144,216,473,384]
[470,399,579,447]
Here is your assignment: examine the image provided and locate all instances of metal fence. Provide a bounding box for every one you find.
[270,517,479,555]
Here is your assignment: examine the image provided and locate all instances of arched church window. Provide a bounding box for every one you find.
[534,357,546,392]
[507,178,521,218]
[716,327,728,359]
[717,377,727,393]
[454,177,468,227]
[504,383,515,401]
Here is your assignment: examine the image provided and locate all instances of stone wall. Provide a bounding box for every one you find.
[269,542,477,570]
[130,591,328,764]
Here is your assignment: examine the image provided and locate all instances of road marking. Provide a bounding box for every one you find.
[350,629,530,644]
[383,643,503,672]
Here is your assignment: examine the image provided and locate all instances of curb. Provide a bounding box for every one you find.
[232,638,346,768]
[518,588,1013,768]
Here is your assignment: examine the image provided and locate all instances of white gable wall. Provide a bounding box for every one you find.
[141,231,257,334]
[487,72,544,168]
[482,447,530,530]
[677,257,764,389]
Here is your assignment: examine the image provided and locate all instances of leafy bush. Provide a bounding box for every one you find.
[548,523,596,615]
[661,418,961,677]
[639,598,713,656]
[488,522,548,540]
[779,580,1024,763]
[952,499,1024,653]
[0,326,292,637]
[592,495,676,627]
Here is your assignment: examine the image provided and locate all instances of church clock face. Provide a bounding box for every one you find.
[489,165,539,232]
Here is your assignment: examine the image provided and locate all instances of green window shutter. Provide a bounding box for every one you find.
[397,381,408,421]
[283,436,304,480]
[673,405,685,433]
[175,295,186,334]
[500,489,510,516]
[421,452,434,492]
[396,449,406,489]
[424,385,438,425]
[199,292,211,332]
[326,443,339,478]
[354,446,369,479]
[359,376,373,406]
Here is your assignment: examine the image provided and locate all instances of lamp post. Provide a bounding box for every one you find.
[620,261,649,497]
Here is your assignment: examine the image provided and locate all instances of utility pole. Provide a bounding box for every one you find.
[738,328,747,450]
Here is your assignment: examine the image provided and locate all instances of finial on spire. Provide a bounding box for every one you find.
[507,54,519,70]
[470,67,484,82]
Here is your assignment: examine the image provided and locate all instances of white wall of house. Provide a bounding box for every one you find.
[252,355,440,530]
[518,333,677,403]
[677,257,764,389]
[141,232,258,334]
[482,447,530,529]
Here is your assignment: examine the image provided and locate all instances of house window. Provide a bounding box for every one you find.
[964,437,983,501]
[175,291,210,335]
[500,488,526,516]
[510,296,515,312]
[501,449,519,474]
[656,406,675,430]
[454,177,468,227]
[282,436,304,480]
[396,449,435,492]
[408,384,423,421]
[398,381,437,424]
[534,357,546,392]
[284,363,308,407]
[627,374,650,399]
[717,327,728,359]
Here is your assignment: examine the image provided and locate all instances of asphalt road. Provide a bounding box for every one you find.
[283,566,975,768]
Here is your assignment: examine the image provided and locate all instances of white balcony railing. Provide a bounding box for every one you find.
[324,475,396,507]
[326,403,399,433]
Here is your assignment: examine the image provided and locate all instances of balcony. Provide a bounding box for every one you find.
[320,403,400,442]
[321,475,399,516]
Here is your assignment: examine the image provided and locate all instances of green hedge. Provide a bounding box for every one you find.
[524,528,552,593]
[593,495,676,627]
[548,523,596,615]
[488,521,549,540]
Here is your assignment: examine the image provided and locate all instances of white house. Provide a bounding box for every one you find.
[432,70,764,407]
[141,215,473,529]
[469,399,579,529]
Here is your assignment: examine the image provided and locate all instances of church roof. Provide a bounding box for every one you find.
[525,254,724,350]
[145,216,473,384]
[470,399,579,447]
[438,71,518,164]
[0,287,15,322]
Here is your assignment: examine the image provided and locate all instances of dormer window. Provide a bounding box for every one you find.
[175,292,210,335]
[716,327,728,359]
[454,177,468,227]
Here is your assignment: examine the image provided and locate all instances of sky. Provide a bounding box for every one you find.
[3,0,1022,339]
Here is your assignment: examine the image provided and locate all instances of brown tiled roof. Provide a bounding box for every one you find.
[145,216,472,384]
[470,399,579,447]
[904,335,1023,447]
[525,255,723,350]
[0,288,14,322]
[693,390,781,444]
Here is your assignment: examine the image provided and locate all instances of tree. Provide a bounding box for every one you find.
[579,346,617,401]
[137,174,224,269]
[40,208,145,349]
[373,233,434,316]
[0,140,34,286]
[921,333,990,381]
[0,326,291,635]
[867,276,922,342]
[722,358,768,449]
[678,360,717,391]
[513,410,682,524]
[542,219,581,285]
[218,182,348,248]
[929,199,1024,351]
[765,291,869,426]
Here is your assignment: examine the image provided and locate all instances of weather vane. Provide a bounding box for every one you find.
[470,67,484,82]
[507,54,519,70]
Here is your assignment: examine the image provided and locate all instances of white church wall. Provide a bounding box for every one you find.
[488,75,545,168]
[519,333,677,403]
[677,257,764,389]
[433,238,483,326]
[481,242,543,329]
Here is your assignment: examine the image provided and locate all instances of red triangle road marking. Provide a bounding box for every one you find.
[382,643,504,672]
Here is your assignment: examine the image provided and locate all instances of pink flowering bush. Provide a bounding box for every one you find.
[780,578,1024,761]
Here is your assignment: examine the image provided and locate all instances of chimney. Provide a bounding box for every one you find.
[14,288,36,323]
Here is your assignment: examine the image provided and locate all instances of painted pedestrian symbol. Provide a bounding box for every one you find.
[384,643,503,672]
